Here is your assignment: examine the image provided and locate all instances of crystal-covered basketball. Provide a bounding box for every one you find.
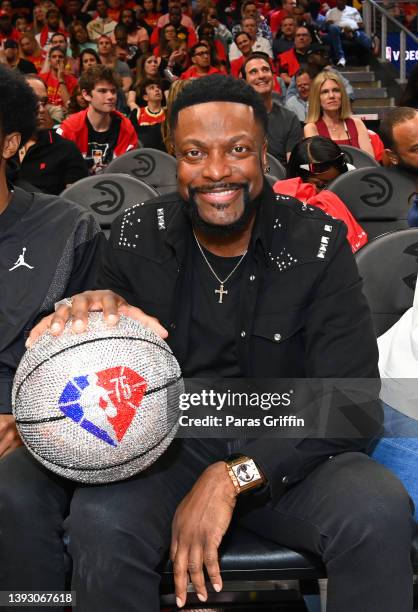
[12,313,182,483]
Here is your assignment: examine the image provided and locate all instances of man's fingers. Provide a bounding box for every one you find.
[203,543,222,593]
[119,304,169,339]
[187,545,207,602]
[26,312,59,347]
[173,546,189,608]
[70,293,92,333]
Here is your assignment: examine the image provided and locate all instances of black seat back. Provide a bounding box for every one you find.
[339,144,379,169]
[355,228,418,336]
[266,153,286,180]
[61,173,158,231]
[328,167,415,240]
[105,148,177,194]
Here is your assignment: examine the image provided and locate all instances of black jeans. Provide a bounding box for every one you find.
[0,441,414,612]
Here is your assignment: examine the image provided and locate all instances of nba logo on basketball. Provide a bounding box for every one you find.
[58,367,147,447]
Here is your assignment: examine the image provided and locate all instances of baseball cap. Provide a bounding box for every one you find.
[306,43,329,55]
[4,39,18,49]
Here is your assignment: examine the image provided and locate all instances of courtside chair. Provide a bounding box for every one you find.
[61,174,158,237]
[105,148,178,195]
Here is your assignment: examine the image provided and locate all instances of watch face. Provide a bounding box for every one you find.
[233,461,259,484]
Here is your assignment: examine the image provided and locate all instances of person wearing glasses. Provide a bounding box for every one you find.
[304,70,375,157]
[180,42,222,80]
[11,74,88,195]
[274,136,367,253]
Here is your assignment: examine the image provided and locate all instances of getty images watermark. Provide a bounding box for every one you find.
[178,388,305,431]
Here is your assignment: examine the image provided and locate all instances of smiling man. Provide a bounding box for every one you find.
[1,75,414,612]
[241,53,302,164]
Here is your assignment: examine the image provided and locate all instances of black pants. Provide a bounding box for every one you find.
[0,440,414,612]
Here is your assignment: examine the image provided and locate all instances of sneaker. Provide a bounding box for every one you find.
[337,57,346,67]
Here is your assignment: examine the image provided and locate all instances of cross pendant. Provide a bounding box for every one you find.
[215,283,228,304]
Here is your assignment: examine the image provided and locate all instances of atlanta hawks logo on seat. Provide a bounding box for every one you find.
[58,367,147,447]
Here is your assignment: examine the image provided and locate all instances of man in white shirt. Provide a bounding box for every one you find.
[229,17,272,61]
[325,0,372,66]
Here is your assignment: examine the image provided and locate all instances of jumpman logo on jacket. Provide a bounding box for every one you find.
[9,247,34,271]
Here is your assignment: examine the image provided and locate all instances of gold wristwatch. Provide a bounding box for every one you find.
[225,455,266,494]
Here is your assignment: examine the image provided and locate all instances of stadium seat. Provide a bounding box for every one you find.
[355,228,418,337]
[61,174,158,234]
[328,167,416,240]
[266,153,286,180]
[339,144,379,169]
[265,173,280,186]
[105,148,178,194]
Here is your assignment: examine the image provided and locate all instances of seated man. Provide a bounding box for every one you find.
[229,16,272,61]
[58,65,138,174]
[379,106,418,225]
[1,74,413,612]
[241,52,302,164]
[324,0,372,67]
[14,75,88,195]
[273,16,296,56]
[0,65,104,458]
[2,39,36,74]
[277,25,312,85]
[285,67,311,121]
[180,42,222,80]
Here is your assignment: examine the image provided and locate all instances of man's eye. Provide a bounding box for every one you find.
[232,145,248,154]
[185,150,204,159]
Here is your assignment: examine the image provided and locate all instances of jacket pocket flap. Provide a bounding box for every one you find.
[252,311,305,343]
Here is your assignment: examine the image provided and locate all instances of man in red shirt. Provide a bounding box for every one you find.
[278,25,312,84]
[58,64,137,173]
[269,0,297,35]
[40,46,78,108]
[180,42,222,79]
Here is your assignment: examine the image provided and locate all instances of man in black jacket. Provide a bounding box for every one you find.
[13,74,88,195]
[0,66,104,458]
[4,75,415,612]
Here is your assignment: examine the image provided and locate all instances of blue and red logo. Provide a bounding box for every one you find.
[58,367,147,447]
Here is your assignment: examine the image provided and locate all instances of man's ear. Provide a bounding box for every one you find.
[384,147,399,167]
[2,132,22,159]
[81,88,91,104]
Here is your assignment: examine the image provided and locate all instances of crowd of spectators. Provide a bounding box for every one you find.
[0,0,380,181]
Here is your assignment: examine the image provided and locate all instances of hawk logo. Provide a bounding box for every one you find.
[90,181,125,216]
[58,367,147,447]
[359,174,393,207]
[132,153,156,178]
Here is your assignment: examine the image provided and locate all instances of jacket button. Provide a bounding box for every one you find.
[329,455,334,460]
[241,331,246,338]
[249,275,256,281]
[273,333,281,342]
[282,475,289,484]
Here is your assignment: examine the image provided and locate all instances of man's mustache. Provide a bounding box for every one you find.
[190,182,248,194]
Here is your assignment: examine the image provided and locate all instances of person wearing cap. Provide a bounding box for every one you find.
[285,43,354,102]
[1,38,36,73]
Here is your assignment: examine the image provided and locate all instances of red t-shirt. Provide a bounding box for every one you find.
[180,65,222,79]
[278,48,300,77]
[40,71,78,107]
[137,106,165,126]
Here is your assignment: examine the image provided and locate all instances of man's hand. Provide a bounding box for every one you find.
[26,289,168,347]
[170,462,237,608]
[0,415,23,458]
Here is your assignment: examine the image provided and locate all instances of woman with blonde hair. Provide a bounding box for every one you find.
[304,70,374,157]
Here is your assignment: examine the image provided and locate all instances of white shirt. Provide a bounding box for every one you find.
[229,35,272,61]
[326,5,363,30]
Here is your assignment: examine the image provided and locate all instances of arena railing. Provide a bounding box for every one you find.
[363,0,418,83]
